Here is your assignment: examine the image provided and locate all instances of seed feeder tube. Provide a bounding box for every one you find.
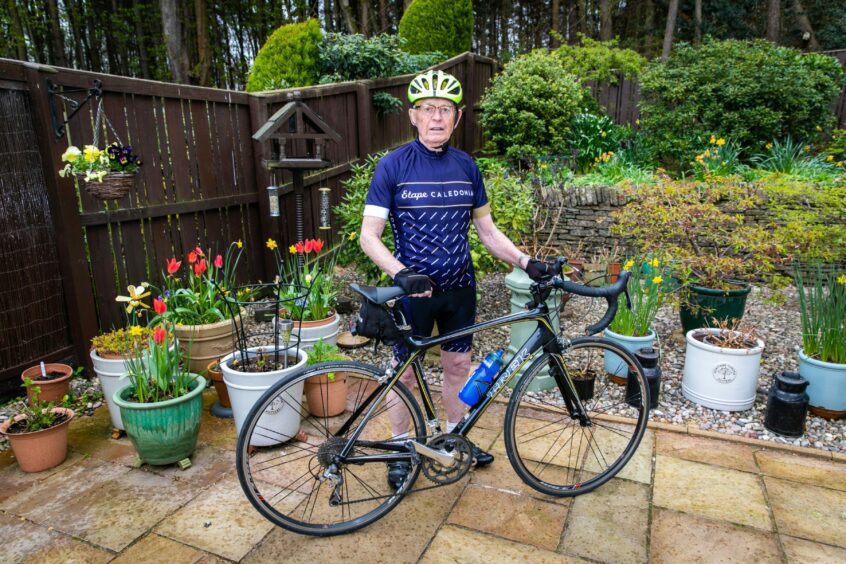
[267,185,280,218]
[319,186,331,230]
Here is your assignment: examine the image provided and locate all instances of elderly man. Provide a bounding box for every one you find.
[359,69,548,490]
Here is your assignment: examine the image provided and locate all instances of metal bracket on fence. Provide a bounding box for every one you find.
[47,78,103,141]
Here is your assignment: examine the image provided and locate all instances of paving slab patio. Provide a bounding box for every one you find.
[4,388,846,562]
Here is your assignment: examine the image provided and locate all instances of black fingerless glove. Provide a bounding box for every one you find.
[393,268,433,294]
[524,258,551,282]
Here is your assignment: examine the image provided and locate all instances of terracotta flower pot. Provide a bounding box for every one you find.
[173,316,241,374]
[304,373,348,417]
[21,363,73,405]
[206,360,231,408]
[0,408,74,472]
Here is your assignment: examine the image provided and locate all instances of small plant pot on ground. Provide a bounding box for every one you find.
[21,364,73,405]
[304,372,349,417]
[113,376,206,466]
[679,283,751,333]
[572,374,596,401]
[603,329,656,384]
[798,350,846,420]
[681,328,764,412]
[0,408,74,472]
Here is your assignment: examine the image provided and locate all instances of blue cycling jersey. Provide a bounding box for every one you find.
[364,140,490,290]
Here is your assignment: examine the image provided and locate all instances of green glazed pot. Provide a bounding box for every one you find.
[679,283,751,333]
[113,376,206,465]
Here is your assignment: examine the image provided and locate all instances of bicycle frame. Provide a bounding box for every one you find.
[335,298,588,464]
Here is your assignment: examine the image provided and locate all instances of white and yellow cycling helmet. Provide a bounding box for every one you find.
[407,70,463,105]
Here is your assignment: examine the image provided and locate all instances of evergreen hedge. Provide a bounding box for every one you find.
[246,19,322,92]
[399,0,473,58]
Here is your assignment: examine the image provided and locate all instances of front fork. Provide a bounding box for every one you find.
[548,339,592,427]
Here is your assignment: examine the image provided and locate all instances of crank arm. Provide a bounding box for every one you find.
[408,440,455,467]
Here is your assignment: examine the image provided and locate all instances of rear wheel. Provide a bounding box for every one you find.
[504,337,649,496]
[236,361,426,536]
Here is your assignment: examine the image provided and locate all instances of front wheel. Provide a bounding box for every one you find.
[236,361,426,536]
[504,337,650,497]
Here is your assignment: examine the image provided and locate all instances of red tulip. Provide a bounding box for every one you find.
[166,258,181,274]
[153,326,166,345]
[187,250,198,264]
[294,241,305,253]
[312,239,324,253]
[304,239,315,253]
[194,259,207,276]
[214,254,223,269]
[153,298,166,315]
[194,246,205,257]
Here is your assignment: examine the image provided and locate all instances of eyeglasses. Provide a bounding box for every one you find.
[413,104,456,117]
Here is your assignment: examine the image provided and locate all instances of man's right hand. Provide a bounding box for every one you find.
[393,268,433,296]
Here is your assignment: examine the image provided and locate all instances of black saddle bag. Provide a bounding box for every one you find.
[350,298,404,345]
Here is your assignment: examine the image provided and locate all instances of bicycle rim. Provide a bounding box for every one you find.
[236,361,426,536]
[504,338,649,496]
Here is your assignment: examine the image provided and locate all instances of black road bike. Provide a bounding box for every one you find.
[235,258,650,536]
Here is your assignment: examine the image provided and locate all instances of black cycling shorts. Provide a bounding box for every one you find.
[394,285,476,358]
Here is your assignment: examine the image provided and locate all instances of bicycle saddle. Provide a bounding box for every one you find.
[350,283,405,305]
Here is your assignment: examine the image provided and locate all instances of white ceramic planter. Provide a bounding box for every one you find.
[798,349,846,415]
[682,328,764,411]
[603,328,656,379]
[290,312,341,352]
[221,347,308,446]
[90,349,131,430]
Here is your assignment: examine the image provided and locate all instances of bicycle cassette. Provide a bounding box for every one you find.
[421,433,473,485]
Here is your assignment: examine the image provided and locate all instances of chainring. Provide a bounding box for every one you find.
[421,433,473,485]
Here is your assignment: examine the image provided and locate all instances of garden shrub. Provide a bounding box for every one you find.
[554,36,647,84]
[399,0,473,58]
[568,113,623,173]
[318,33,445,83]
[334,154,534,283]
[246,20,322,92]
[480,49,589,160]
[640,39,845,168]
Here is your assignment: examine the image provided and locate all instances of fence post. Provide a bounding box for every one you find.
[22,64,98,370]
[356,82,373,158]
[463,53,476,153]
[248,94,278,280]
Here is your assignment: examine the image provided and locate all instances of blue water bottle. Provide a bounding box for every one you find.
[459,350,505,406]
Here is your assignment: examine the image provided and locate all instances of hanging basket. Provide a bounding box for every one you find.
[76,172,136,200]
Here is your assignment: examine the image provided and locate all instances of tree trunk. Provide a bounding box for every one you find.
[379,0,388,33]
[133,0,150,78]
[599,0,612,41]
[792,0,819,51]
[578,0,588,37]
[661,0,679,61]
[567,0,578,44]
[360,0,369,36]
[339,0,358,33]
[694,0,702,45]
[46,0,67,67]
[160,0,190,83]
[766,0,780,43]
[500,0,509,55]
[551,0,560,48]
[195,0,211,85]
[7,0,28,60]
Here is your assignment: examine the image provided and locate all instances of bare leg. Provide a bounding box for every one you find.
[441,350,472,426]
[388,363,417,437]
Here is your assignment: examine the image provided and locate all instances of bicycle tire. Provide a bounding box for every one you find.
[504,337,650,497]
[236,360,426,536]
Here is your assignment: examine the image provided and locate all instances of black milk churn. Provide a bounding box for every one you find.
[626,347,661,410]
[764,372,809,438]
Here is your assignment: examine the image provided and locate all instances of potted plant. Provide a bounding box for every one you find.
[113,326,206,466]
[154,242,244,374]
[303,338,349,417]
[206,359,231,414]
[681,320,764,411]
[795,264,846,418]
[274,238,340,351]
[0,380,74,472]
[604,257,668,383]
[612,180,785,332]
[58,142,141,200]
[20,362,73,405]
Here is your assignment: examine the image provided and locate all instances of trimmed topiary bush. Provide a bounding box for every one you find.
[480,49,589,160]
[399,0,473,58]
[640,39,845,168]
[554,36,647,84]
[246,19,322,92]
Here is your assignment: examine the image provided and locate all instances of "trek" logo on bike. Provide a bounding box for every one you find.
[487,348,529,399]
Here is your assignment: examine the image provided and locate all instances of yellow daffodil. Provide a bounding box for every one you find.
[348,231,357,241]
[129,325,143,337]
[115,284,151,314]
[804,145,811,152]
[826,155,834,161]
[709,136,716,144]
[600,131,607,138]
[635,119,640,125]
[266,238,278,251]
[305,274,313,284]
[837,274,846,284]
[649,258,660,268]
[816,125,823,132]
[837,161,843,167]
[716,138,726,146]
[61,146,81,163]
[623,260,635,271]
[766,142,773,150]
[289,245,297,254]
[652,275,663,285]
[236,239,243,249]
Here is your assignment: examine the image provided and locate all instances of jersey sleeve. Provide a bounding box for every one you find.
[363,157,393,220]
[469,160,491,219]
